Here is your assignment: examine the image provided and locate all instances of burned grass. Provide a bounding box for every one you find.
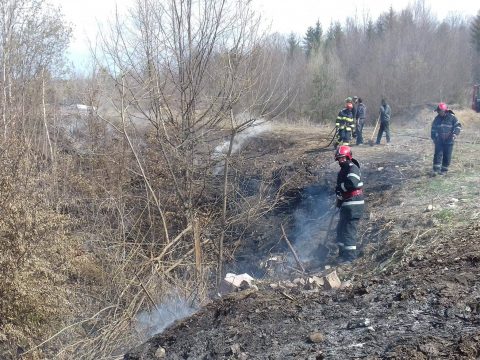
[125,113,480,359]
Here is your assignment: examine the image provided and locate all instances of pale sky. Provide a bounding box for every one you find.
[50,0,479,67]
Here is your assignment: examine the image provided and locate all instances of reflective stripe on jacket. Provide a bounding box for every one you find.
[336,108,355,131]
[336,159,364,218]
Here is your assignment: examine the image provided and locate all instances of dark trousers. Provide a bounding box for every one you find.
[376,121,390,144]
[433,141,454,173]
[356,120,364,144]
[336,128,352,146]
[336,205,363,260]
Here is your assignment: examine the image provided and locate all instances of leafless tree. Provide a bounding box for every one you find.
[48,0,288,356]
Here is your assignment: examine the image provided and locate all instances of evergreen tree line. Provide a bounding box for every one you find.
[273,5,480,123]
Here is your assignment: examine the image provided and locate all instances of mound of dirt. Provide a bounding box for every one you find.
[124,112,480,359]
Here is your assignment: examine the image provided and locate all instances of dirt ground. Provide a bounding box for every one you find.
[125,108,480,359]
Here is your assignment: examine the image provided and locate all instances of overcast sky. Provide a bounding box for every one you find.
[50,0,479,68]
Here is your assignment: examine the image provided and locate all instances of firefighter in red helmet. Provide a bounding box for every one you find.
[334,145,364,262]
[431,102,461,176]
[335,98,355,147]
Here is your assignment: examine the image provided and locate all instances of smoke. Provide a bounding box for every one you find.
[289,184,335,263]
[213,118,271,175]
[135,293,198,338]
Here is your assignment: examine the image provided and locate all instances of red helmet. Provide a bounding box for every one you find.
[346,102,353,110]
[335,145,352,160]
[436,102,447,112]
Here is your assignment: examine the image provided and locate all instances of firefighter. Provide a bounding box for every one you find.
[334,145,364,262]
[335,98,355,148]
[431,102,462,176]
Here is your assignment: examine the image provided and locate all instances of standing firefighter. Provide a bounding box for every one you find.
[431,102,462,176]
[335,98,355,147]
[334,145,364,262]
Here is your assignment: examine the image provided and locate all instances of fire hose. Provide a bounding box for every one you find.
[322,127,338,148]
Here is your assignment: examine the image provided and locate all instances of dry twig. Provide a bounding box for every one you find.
[280,224,306,273]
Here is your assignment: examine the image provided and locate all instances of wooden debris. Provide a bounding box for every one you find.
[324,270,342,289]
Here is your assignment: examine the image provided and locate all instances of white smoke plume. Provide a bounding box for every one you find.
[213,118,271,175]
[135,294,198,338]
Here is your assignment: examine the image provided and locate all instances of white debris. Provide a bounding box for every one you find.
[377,167,384,171]
[340,280,353,289]
[324,270,342,289]
[308,332,325,343]
[447,198,459,208]
[224,273,255,288]
[347,318,371,329]
[283,280,297,288]
[293,278,306,286]
[311,276,325,287]
[75,104,96,112]
[155,346,166,358]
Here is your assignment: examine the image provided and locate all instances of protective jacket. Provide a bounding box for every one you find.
[336,108,355,132]
[335,158,364,261]
[336,158,364,217]
[335,108,355,146]
[431,110,461,145]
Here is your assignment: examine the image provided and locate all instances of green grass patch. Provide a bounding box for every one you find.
[434,208,455,223]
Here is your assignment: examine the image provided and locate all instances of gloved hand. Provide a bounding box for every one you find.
[452,134,457,141]
[336,199,342,208]
[335,186,342,199]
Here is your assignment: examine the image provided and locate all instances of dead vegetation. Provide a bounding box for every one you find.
[124,109,480,359]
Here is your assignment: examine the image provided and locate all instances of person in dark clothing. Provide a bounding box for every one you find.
[352,95,359,119]
[431,102,462,176]
[355,98,366,145]
[334,145,364,262]
[376,98,391,144]
[335,98,355,148]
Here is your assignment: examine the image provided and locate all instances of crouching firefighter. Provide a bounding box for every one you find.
[334,145,364,262]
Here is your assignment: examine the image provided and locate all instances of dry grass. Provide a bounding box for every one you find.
[356,108,480,277]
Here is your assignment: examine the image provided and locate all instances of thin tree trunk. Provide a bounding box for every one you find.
[42,69,54,161]
[217,126,236,289]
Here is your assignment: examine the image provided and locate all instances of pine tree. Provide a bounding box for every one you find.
[287,32,300,59]
[471,10,480,53]
[303,21,322,57]
[325,21,344,48]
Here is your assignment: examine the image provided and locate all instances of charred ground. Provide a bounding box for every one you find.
[125,109,480,359]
